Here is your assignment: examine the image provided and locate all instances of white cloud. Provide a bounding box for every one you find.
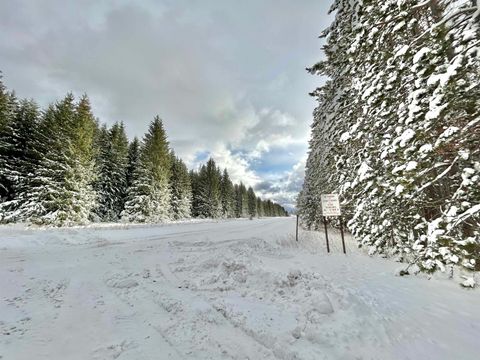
[254,156,306,211]
[0,0,330,209]
[190,143,261,188]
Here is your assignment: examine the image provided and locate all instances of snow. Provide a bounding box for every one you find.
[394,45,409,58]
[413,47,430,64]
[1,217,479,360]
[398,128,415,147]
[357,162,372,182]
[395,184,405,196]
[405,161,418,171]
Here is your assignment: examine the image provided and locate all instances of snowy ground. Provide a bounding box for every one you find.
[1,217,479,360]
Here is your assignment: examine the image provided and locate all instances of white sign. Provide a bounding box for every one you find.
[321,194,341,217]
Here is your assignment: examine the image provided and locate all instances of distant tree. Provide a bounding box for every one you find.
[94,122,129,221]
[122,116,171,222]
[220,168,235,218]
[126,137,141,190]
[190,169,201,217]
[247,186,257,218]
[170,152,192,220]
[256,197,264,217]
[195,158,222,218]
[235,182,249,218]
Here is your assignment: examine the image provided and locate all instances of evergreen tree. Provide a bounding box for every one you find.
[69,95,98,222]
[299,0,480,279]
[220,168,235,218]
[122,116,171,222]
[235,182,249,218]
[195,158,222,218]
[256,197,264,217]
[0,99,42,222]
[264,200,273,217]
[247,186,257,218]
[126,137,141,190]
[95,122,129,221]
[12,94,96,225]
[170,152,192,220]
[0,76,18,202]
[190,169,202,217]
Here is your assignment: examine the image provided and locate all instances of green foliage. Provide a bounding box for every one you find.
[94,122,129,221]
[122,116,171,222]
[170,152,192,220]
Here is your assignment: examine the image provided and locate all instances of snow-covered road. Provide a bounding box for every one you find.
[1,218,479,360]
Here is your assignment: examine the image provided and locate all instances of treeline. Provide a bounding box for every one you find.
[298,0,479,279]
[0,76,288,225]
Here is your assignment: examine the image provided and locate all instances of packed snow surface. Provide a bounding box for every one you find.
[1,217,479,360]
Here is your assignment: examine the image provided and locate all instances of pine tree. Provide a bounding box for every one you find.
[220,168,235,218]
[20,95,72,224]
[234,182,249,218]
[69,95,98,223]
[195,158,222,218]
[126,137,141,190]
[190,169,202,217]
[95,122,129,221]
[0,99,42,222]
[300,0,480,279]
[247,186,257,218]
[264,200,273,217]
[256,197,264,217]
[122,116,171,222]
[170,152,192,220]
[9,94,98,225]
[0,76,18,203]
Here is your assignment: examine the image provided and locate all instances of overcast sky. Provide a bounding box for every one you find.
[0,0,331,211]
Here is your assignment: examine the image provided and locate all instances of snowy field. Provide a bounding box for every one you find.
[1,217,479,360]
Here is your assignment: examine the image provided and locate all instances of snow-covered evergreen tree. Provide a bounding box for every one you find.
[0,75,18,203]
[126,137,141,190]
[0,99,42,222]
[235,182,249,218]
[190,169,202,217]
[170,152,192,220]
[300,0,480,281]
[247,186,257,218]
[122,116,171,223]
[256,197,264,217]
[94,122,129,221]
[69,95,98,223]
[195,158,222,218]
[9,94,97,225]
[220,168,236,218]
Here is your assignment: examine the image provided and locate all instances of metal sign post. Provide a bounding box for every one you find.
[320,194,345,254]
[340,217,346,254]
[295,214,299,242]
[323,216,330,253]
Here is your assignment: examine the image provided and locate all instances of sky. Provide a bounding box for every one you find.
[0,0,331,211]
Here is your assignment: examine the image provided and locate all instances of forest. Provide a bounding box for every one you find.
[0,77,288,226]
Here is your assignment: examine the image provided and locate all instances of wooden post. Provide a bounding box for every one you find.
[295,214,299,242]
[340,217,346,254]
[323,216,330,253]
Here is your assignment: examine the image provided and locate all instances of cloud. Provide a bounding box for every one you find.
[0,0,331,209]
[254,157,306,211]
